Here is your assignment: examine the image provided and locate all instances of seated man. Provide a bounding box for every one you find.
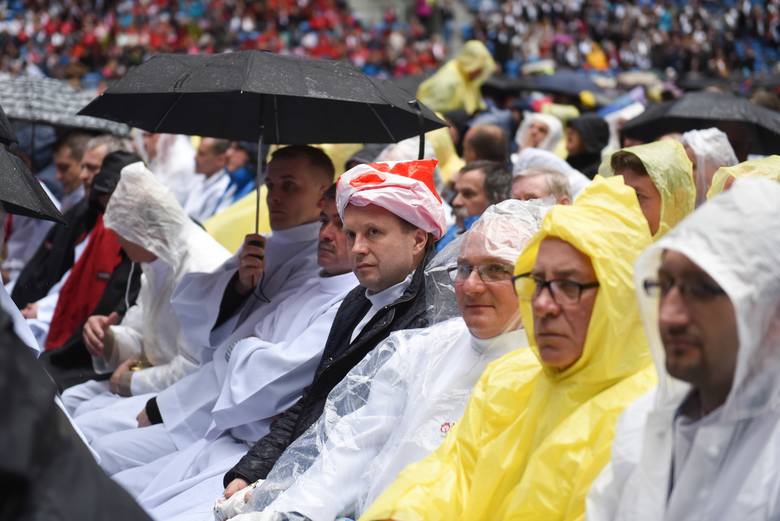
[512,167,572,204]
[91,185,357,481]
[586,178,780,521]
[62,163,230,431]
[705,154,780,200]
[218,200,544,521]
[360,176,657,520]
[133,159,449,520]
[565,114,610,179]
[606,140,696,238]
[183,137,232,222]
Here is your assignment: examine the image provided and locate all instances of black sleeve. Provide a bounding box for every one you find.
[214,272,250,329]
[144,397,163,425]
[223,397,305,486]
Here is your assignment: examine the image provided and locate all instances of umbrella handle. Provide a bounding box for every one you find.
[408,100,425,160]
[255,129,264,234]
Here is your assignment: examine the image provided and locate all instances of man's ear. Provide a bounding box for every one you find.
[412,228,429,256]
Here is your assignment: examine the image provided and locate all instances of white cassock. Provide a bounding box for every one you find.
[103,272,358,519]
[182,169,233,223]
[225,318,527,521]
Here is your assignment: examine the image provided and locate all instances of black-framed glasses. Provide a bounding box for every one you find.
[448,262,514,283]
[643,276,726,302]
[513,272,599,305]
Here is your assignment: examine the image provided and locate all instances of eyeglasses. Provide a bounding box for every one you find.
[449,262,514,283]
[513,272,599,305]
[643,276,725,302]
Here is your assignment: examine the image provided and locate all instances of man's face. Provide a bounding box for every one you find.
[531,237,598,370]
[265,157,328,231]
[195,138,226,176]
[79,145,109,195]
[526,120,550,148]
[226,143,250,172]
[512,175,551,201]
[618,167,662,235]
[54,146,82,194]
[565,127,584,156]
[455,233,520,339]
[657,251,739,394]
[343,204,426,293]
[317,198,352,276]
[117,235,158,264]
[452,168,490,218]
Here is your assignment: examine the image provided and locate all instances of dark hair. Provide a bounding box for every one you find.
[461,160,512,204]
[610,151,648,176]
[55,132,92,160]
[464,124,507,163]
[206,138,231,155]
[271,145,335,184]
[322,183,337,201]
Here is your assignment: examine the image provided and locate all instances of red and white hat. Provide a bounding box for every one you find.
[336,159,447,239]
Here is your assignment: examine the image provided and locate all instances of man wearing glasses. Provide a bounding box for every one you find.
[362,176,656,521]
[587,178,780,521]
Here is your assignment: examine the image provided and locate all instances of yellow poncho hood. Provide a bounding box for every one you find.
[706,154,780,200]
[600,140,696,238]
[361,177,657,521]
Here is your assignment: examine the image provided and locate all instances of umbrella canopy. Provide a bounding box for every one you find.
[622,91,780,157]
[0,103,17,146]
[0,73,130,136]
[531,69,604,97]
[0,146,64,223]
[79,51,446,143]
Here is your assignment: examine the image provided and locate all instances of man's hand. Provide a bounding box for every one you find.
[235,234,266,295]
[21,303,38,319]
[83,312,120,357]
[137,408,151,427]
[109,358,137,396]
[224,478,249,498]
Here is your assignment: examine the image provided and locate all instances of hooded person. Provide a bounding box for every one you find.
[514,113,563,153]
[586,178,780,521]
[120,159,449,521]
[360,176,657,521]
[217,200,545,521]
[513,147,591,198]
[601,140,696,239]
[416,40,497,115]
[86,186,359,502]
[566,115,610,179]
[680,128,738,206]
[705,155,780,201]
[60,163,231,436]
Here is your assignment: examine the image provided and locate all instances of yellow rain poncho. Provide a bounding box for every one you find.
[600,140,696,238]
[204,186,271,252]
[706,154,780,200]
[416,40,496,115]
[360,177,657,521]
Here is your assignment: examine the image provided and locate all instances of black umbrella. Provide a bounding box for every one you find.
[531,69,604,97]
[80,51,446,231]
[0,103,17,146]
[622,91,780,158]
[0,73,130,136]
[0,146,64,223]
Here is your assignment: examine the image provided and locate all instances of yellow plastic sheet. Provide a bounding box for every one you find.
[417,40,496,115]
[361,177,657,521]
[706,154,780,200]
[600,140,695,238]
[204,185,271,253]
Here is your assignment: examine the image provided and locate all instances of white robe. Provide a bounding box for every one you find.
[236,319,527,521]
[183,169,233,223]
[92,271,357,475]
[107,273,358,518]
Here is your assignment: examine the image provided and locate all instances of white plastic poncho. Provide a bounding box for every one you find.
[512,147,591,198]
[587,178,780,521]
[223,200,546,521]
[514,112,563,152]
[102,162,230,394]
[681,128,738,206]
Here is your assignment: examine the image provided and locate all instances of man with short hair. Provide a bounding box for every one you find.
[462,123,507,163]
[512,168,572,204]
[587,178,780,521]
[53,132,91,211]
[437,160,512,251]
[183,137,233,222]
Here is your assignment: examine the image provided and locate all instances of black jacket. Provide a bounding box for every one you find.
[224,255,433,485]
[0,311,152,521]
[11,198,98,308]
